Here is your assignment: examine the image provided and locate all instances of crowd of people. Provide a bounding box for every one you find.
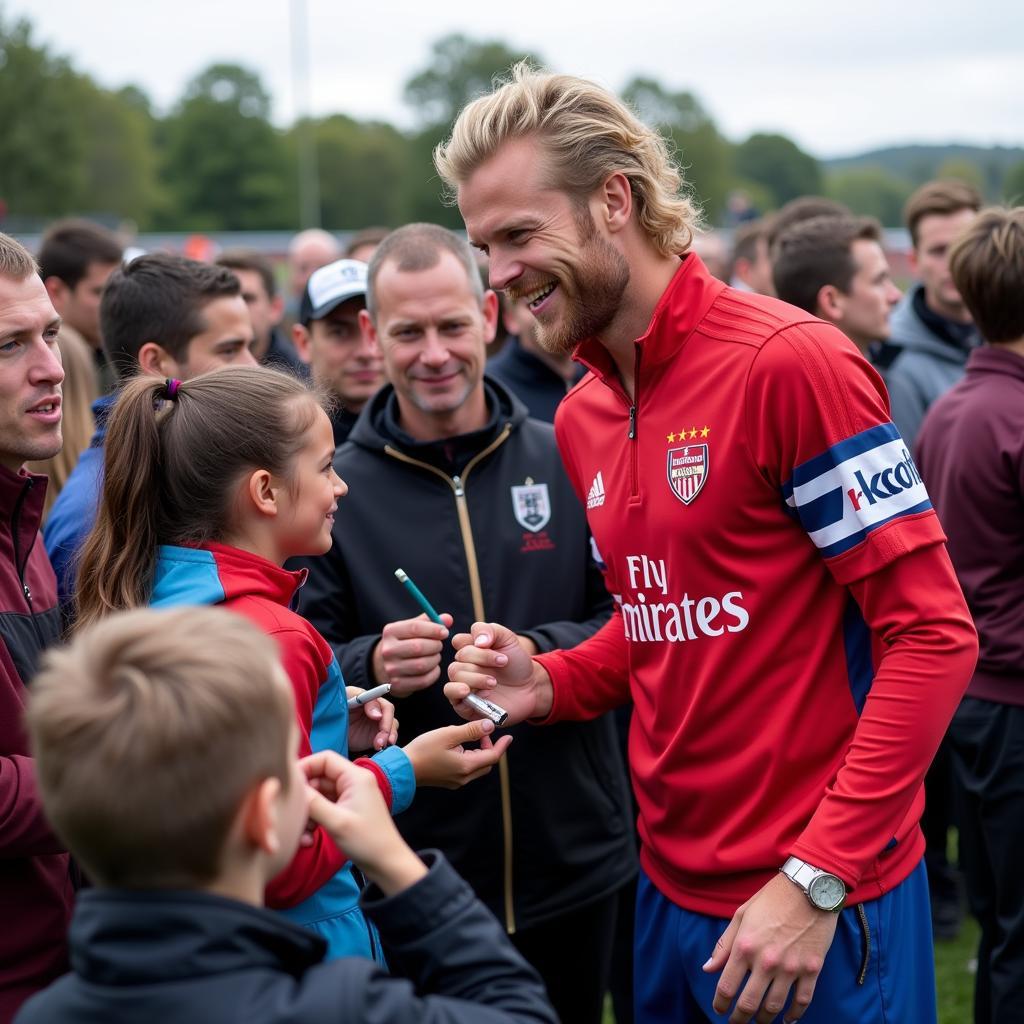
[1,65,1020,1024]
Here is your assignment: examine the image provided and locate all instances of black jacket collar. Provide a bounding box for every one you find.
[68,888,325,986]
[911,286,979,353]
[0,463,48,571]
[349,377,527,476]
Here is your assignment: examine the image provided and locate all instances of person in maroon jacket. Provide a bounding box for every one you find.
[0,231,71,1023]
[915,207,1024,1024]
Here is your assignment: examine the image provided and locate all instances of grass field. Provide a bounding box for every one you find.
[936,916,979,1024]
[602,916,981,1022]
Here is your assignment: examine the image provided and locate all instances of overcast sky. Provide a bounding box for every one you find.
[9,0,1023,158]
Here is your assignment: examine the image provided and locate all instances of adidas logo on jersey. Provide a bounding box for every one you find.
[587,471,606,509]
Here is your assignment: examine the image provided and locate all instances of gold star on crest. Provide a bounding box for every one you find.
[689,427,698,439]
[700,426,710,438]
[667,432,676,443]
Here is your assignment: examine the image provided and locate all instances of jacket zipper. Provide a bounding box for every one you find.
[855,903,871,985]
[10,477,46,649]
[383,426,519,934]
[627,343,642,498]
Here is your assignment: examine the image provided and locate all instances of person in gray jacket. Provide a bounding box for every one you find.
[884,180,981,445]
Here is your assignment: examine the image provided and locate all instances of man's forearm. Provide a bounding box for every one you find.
[527,657,553,719]
[532,610,631,723]
[794,545,977,884]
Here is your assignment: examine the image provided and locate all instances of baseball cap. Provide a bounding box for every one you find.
[299,258,368,324]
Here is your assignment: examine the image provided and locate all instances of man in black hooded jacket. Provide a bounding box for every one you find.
[297,224,635,1024]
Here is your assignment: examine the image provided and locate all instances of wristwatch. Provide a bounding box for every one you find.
[780,856,846,912]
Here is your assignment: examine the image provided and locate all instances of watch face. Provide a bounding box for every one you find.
[808,873,846,911]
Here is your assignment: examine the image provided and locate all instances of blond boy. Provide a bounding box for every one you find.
[17,607,555,1024]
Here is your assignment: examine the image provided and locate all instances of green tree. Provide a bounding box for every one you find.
[825,167,913,226]
[160,64,293,230]
[1002,160,1024,204]
[404,34,543,131]
[0,17,164,226]
[935,158,985,197]
[622,77,732,223]
[303,115,412,229]
[734,133,822,208]
[77,84,165,227]
[0,15,88,220]
[402,35,545,226]
[402,126,464,228]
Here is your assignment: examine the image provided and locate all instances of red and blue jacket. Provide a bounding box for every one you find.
[150,542,415,960]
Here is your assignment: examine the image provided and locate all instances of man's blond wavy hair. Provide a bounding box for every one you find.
[434,63,699,258]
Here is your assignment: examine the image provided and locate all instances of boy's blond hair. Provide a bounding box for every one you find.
[434,63,700,258]
[949,206,1024,344]
[26,607,294,888]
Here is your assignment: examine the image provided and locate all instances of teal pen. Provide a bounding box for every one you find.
[392,568,509,727]
[394,568,443,624]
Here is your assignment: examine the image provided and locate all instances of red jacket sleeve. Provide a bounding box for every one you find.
[747,322,946,586]
[532,409,632,720]
[533,607,631,722]
[791,543,977,885]
[742,322,978,883]
[266,628,348,909]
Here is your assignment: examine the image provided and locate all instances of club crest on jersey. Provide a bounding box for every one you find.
[667,445,708,505]
[511,482,551,532]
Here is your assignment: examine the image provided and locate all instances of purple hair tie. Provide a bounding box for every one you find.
[165,378,182,400]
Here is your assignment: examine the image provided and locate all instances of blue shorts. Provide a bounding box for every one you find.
[635,859,936,1023]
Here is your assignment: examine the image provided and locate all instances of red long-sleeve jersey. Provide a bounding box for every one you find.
[535,255,977,915]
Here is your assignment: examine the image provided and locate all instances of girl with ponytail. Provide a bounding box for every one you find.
[76,366,511,961]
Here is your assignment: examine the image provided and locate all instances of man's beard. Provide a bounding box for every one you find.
[534,210,630,357]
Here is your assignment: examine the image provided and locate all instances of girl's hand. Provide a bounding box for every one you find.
[346,686,398,752]
[403,718,513,789]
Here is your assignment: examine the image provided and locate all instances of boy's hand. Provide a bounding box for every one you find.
[371,613,453,696]
[301,751,427,896]
[403,718,513,789]
[345,686,398,752]
[445,621,553,723]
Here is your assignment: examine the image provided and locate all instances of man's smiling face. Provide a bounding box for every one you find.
[459,136,629,356]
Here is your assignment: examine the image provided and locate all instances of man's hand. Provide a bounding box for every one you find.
[444,621,553,725]
[301,751,426,896]
[403,718,513,789]
[371,613,452,696]
[703,872,839,1023]
[345,686,398,752]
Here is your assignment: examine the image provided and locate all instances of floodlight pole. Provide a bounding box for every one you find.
[289,0,321,228]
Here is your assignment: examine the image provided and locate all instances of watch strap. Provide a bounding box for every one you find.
[781,855,822,891]
[780,856,846,911]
